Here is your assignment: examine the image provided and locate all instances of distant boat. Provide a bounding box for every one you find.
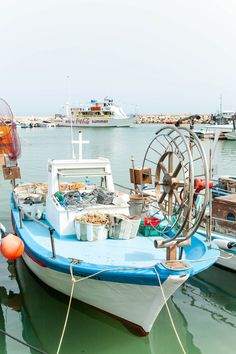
[57,98,135,127]
[225,116,236,140]
[195,124,234,139]
[20,122,34,128]
[38,121,56,128]
[212,109,235,125]
[225,131,236,140]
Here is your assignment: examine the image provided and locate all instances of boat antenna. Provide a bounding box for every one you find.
[65,75,75,158]
[219,94,222,116]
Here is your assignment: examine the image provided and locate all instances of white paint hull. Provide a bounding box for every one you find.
[58,116,135,127]
[225,133,236,140]
[216,251,236,271]
[23,253,188,334]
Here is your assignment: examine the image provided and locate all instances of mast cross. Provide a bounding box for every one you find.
[72,130,89,159]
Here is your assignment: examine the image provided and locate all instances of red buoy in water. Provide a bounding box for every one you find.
[1,234,24,260]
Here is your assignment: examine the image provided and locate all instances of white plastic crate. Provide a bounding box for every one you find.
[75,221,108,241]
[108,215,141,240]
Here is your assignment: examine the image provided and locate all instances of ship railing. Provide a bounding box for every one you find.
[211,215,236,226]
[18,206,56,259]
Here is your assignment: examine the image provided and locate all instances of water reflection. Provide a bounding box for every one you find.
[0,261,21,354]
[173,267,236,354]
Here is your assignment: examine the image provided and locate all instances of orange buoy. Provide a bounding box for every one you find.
[1,234,24,260]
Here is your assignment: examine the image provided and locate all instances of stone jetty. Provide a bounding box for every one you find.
[135,114,211,124]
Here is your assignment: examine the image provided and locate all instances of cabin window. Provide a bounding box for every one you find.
[227,212,236,221]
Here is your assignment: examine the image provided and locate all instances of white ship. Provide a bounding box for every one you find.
[58,98,135,127]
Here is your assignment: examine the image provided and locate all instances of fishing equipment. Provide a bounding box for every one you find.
[139,123,210,260]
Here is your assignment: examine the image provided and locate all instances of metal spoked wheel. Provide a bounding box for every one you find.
[141,125,209,241]
[178,126,209,237]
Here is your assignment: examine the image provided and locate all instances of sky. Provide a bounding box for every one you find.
[1,0,236,115]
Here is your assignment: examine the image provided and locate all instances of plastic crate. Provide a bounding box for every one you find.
[108,215,141,240]
[139,220,161,237]
[75,221,108,241]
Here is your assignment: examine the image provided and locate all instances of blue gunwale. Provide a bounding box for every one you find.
[11,200,219,286]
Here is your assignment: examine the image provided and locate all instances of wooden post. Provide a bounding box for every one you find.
[166,245,177,260]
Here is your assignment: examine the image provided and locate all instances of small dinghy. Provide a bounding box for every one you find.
[10,125,219,336]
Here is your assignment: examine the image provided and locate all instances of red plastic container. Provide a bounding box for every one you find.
[143,217,160,227]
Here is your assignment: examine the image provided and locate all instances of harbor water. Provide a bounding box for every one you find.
[0,126,236,354]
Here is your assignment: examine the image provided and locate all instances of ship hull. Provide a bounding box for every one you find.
[58,116,135,127]
[22,251,187,335]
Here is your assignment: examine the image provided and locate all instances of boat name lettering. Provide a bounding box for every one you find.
[77,119,90,124]
[92,120,109,123]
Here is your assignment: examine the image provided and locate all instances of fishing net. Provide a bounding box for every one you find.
[0,98,21,161]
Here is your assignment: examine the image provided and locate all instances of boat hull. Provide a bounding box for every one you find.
[216,250,236,271]
[57,116,135,127]
[225,132,236,140]
[22,251,188,335]
[197,231,236,271]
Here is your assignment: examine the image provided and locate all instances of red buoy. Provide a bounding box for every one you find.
[1,234,24,260]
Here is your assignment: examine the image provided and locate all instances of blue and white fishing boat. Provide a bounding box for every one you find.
[10,127,219,335]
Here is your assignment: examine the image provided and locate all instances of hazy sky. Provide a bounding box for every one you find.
[1,0,236,115]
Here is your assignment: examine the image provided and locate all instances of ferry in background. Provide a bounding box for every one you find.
[57,98,135,127]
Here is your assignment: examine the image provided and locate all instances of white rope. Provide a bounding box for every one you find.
[56,264,113,354]
[56,261,187,354]
[55,241,231,353]
[56,242,227,354]
[153,267,187,354]
[56,278,75,354]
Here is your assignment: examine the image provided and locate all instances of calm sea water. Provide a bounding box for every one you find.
[0,126,236,354]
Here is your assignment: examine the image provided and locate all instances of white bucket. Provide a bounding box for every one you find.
[75,221,108,241]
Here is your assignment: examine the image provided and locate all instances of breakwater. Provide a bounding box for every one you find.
[135,114,211,124]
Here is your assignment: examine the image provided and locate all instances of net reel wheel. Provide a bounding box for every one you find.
[178,126,209,237]
[142,125,209,242]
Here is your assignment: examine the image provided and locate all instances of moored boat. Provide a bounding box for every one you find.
[57,98,135,127]
[225,116,236,140]
[197,176,236,271]
[9,125,219,336]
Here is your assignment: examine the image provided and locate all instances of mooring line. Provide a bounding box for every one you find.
[0,329,47,354]
[56,261,187,354]
[153,267,187,354]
